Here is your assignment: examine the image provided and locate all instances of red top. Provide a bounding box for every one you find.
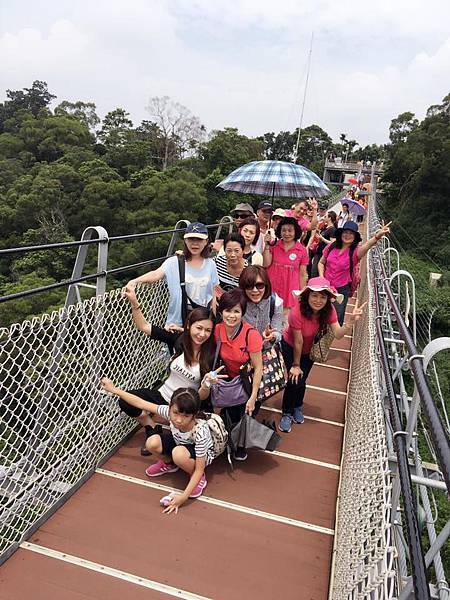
[283,301,338,354]
[214,322,263,378]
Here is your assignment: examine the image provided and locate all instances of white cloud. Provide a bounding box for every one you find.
[0,0,449,145]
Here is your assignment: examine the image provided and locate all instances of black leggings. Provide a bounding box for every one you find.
[280,340,314,415]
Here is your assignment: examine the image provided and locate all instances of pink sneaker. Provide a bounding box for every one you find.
[189,474,207,498]
[145,460,179,477]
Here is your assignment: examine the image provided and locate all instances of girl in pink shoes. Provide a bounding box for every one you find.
[100,383,217,513]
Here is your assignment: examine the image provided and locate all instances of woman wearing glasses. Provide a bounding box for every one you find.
[239,265,283,343]
[214,233,248,295]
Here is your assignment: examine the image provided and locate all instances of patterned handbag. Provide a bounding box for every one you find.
[310,325,335,363]
[241,342,287,402]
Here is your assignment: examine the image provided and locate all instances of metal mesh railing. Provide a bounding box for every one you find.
[0,281,169,563]
[330,220,396,598]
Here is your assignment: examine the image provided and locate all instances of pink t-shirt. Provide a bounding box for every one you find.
[285,210,310,231]
[322,245,359,289]
[283,302,338,354]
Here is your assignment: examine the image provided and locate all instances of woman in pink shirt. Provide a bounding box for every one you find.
[318,220,390,324]
[262,217,309,310]
[279,277,366,432]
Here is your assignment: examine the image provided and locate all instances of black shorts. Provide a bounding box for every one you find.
[118,388,167,418]
[158,431,196,460]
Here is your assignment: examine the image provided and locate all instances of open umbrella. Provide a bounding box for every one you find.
[343,198,366,216]
[348,178,358,185]
[217,160,330,200]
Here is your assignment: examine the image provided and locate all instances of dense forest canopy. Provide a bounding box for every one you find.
[0,81,448,329]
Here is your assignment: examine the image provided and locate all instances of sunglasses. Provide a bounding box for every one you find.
[245,282,266,290]
[235,212,252,218]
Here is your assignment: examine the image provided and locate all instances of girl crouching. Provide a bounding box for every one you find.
[101,382,218,513]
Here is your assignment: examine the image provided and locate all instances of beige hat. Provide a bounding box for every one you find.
[272,208,286,218]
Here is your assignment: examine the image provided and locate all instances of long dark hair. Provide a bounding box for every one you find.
[327,211,337,227]
[172,307,215,377]
[299,290,333,331]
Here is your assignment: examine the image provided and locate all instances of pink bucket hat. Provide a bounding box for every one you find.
[292,277,344,304]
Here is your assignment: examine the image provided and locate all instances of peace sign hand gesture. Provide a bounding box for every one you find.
[374,220,392,240]
[348,298,368,323]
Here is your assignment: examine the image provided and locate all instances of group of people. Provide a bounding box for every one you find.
[101,195,390,514]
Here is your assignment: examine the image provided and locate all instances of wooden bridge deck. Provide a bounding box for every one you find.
[0,305,355,600]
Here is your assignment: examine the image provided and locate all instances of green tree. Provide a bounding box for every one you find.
[389,111,419,145]
[200,127,264,175]
[98,108,133,147]
[54,100,100,130]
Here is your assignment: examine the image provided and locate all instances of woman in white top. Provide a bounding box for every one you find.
[238,217,264,266]
[126,222,218,328]
[337,202,352,228]
[118,287,217,454]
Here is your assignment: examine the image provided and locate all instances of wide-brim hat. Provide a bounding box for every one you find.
[230,203,255,216]
[335,220,362,243]
[292,277,344,304]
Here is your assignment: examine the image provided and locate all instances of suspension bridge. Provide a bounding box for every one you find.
[0,175,449,599]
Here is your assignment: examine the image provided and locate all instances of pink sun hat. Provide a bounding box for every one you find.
[292,277,344,303]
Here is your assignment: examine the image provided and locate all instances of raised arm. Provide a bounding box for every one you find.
[357,221,391,260]
[262,233,274,267]
[127,267,165,289]
[101,378,164,416]
[122,285,151,335]
[330,299,367,339]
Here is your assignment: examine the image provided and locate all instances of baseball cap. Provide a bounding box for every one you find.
[272,208,286,218]
[257,200,274,211]
[183,222,209,240]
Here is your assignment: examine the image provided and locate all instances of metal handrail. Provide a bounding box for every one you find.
[376,249,450,493]
[373,260,430,599]
[0,221,225,307]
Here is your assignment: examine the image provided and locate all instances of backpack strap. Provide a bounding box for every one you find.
[177,255,188,325]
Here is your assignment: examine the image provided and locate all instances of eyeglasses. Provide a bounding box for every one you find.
[245,282,266,290]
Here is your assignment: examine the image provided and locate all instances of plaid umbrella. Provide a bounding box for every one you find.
[217,160,330,199]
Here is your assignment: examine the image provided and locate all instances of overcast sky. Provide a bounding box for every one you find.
[1,0,449,145]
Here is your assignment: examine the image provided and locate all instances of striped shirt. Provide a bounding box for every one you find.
[157,404,214,464]
[214,254,248,291]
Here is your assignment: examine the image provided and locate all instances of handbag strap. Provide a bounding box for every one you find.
[212,333,222,371]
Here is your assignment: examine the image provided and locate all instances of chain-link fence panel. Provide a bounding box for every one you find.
[330,214,396,599]
[0,281,169,563]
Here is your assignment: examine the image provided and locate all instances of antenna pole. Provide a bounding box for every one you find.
[293,31,314,164]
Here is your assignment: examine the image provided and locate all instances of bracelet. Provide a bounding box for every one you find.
[292,363,300,368]
[374,235,381,241]
[131,304,141,310]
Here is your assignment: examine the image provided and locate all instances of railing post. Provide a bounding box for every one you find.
[65,226,109,308]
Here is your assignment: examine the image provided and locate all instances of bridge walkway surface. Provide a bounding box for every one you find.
[0,301,355,600]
